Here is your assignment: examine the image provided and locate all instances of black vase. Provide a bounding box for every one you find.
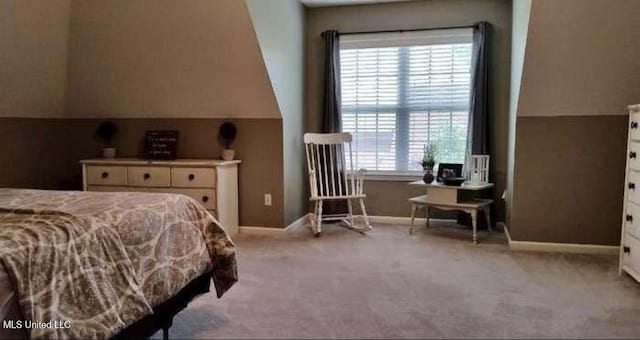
[423,169,434,184]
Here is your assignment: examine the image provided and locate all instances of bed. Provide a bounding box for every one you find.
[0,189,237,339]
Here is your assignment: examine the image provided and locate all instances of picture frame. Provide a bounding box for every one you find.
[436,163,463,182]
[143,130,179,160]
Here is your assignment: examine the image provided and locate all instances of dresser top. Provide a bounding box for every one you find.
[80,158,241,167]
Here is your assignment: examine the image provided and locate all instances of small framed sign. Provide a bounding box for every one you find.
[144,130,178,160]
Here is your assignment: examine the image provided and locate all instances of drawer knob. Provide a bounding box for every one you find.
[202,195,209,203]
[631,152,637,159]
[101,172,109,179]
[632,121,638,129]
[143,173,151,180]
[630,182,636,190]
[626,214,633,222]
[624,246,631,254]
[188,174,195,181]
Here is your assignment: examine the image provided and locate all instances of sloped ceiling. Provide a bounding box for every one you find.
[66,0,281,119]
[517,0,640,116]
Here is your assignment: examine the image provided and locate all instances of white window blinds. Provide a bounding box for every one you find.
[340,28,473,172]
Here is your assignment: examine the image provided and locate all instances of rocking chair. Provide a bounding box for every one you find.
[304,132,372,236]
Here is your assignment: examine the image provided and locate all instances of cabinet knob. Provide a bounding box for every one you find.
[188,174,195,181]
[624,246,631,254]
[626,214,633,222]
[143,173,151,180]
[632,121,638,129]
[629,182,636,190]
[631,152,637,159]
[101,172,109,179]
[202,195,209,203]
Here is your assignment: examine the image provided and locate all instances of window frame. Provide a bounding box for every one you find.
[339,28,473,179]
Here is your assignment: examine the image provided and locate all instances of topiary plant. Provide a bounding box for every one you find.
[95,121,118,147]
[219,122,237,149]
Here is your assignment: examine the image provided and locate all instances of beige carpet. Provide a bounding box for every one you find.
[153,222,640,339]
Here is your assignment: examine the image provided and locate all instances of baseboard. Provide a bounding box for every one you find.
[499,222,511,242]
[239,214,311,235]
[368,215,455,225]
[284,214,310,232]
[239,226,286,235]
[502,224,618,255]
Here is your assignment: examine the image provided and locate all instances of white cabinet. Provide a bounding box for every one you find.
[621,104,640,282]
[81,158,240,236]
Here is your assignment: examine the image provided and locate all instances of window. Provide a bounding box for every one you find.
[340,29,473,174]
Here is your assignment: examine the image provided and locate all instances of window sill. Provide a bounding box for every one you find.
[362,172,423,182]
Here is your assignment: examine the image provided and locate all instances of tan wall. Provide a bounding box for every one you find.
[0,1,71,190]
[0,119,70,189]
[247,0,308,225]
[0,0,71,118]
[63,118,285,228]
[508,0,640,245]
[0,0,289,228]
[66,0,280,119]
[518,0,640,117]
[60,0,288,227]
[305,0,512,220]
[511,116,627,245]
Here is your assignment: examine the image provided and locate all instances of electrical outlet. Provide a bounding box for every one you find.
[264,193,272,206]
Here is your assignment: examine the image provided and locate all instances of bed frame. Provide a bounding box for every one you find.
[112,272,213,340]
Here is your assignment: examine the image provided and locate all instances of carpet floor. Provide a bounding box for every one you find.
[153,222,640,339]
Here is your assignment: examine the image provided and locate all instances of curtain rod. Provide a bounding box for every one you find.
[321,24,478,37]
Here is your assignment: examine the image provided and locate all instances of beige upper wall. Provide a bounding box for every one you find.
[0,0,71,118]
[66,0,280,119]
[246,0,307,225]
[518,0,640,117]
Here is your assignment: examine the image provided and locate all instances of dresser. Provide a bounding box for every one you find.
[621,104,640,282]
[80,158,240,236]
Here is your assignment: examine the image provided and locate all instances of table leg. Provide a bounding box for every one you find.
[484,206,492,232]
[409,204,417,235]
[471,209,478,245]
[425,206,430,228]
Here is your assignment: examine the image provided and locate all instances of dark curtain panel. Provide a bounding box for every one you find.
[467,21,491,156]
[320,30,348,216]
[321,30,342,133]
[461,22,492,229]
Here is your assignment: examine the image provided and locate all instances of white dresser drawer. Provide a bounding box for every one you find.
[628,170,640,204]
[86,166,127,186]
[622,233,640,277]
[628,142,640,170]
[128,167,171,187]
[148,188,216,210]
[625,202,640,240]
[171,167,216,188]
[630,113,640,141]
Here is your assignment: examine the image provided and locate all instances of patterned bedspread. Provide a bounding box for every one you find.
[0,189,237,339]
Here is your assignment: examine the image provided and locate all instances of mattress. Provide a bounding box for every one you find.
[0,189,237,339]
